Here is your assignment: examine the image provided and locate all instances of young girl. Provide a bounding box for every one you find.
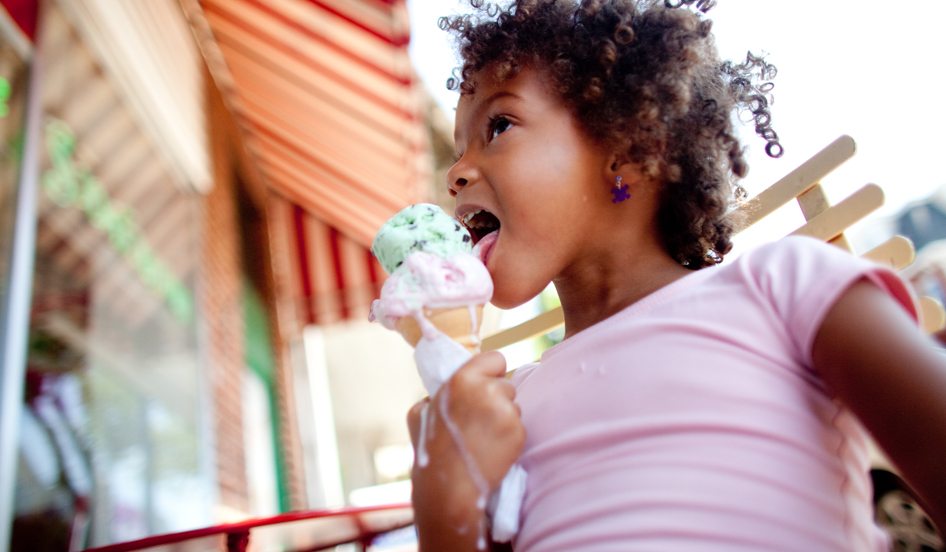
[406,1,946,550]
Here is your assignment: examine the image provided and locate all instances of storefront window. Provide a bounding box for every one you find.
[12,8,210,548]
[13,117,209,550]
[243,283,284,516]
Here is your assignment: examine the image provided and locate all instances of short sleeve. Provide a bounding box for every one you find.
[741,236,918,366]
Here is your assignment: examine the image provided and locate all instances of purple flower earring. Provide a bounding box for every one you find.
[611,175,630,203]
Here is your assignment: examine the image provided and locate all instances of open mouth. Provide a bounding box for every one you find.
[459,209,500,265]
[459,209,500,245]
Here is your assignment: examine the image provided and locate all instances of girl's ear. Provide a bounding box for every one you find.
[607,154,621,174]
[605,154,644,188]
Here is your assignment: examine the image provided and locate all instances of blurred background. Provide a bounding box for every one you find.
[0,0,943,551]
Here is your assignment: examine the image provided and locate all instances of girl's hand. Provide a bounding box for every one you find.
[407,351,525,551]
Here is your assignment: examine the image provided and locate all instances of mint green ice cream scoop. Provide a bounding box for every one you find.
[371,203,473,274]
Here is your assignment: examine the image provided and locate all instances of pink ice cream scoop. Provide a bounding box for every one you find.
[368,204,492,353]
[369,251,492,333]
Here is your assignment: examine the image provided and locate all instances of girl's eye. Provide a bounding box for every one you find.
[488,116,512,141]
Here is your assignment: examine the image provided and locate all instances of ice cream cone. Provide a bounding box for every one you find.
[395,305,485,354]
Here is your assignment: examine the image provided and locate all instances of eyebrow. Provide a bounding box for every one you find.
[478,90,519,113]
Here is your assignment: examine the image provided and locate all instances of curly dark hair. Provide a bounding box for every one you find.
[440,0,781,268]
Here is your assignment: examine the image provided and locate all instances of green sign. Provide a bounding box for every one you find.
[41,118,194,324]
[0,76,10,117]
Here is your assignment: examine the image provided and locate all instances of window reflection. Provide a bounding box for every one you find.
[12,7,210,549]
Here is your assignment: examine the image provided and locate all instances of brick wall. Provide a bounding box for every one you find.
[272,318,308,511]
[204,74,309,514]
[203,82,249,517]
[202,165,249,516]
[268,197,308,510]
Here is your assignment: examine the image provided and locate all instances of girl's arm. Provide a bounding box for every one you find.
[407,351,525,551]
[812,279,946,531]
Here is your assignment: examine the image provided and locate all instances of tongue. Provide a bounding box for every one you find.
[472,229,499,264]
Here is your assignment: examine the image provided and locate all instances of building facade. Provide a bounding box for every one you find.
[0,0,441,550]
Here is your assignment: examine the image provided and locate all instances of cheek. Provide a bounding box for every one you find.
[532,141,598,203]
[499,152,586,219]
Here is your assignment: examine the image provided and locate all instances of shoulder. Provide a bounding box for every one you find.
[736,235,856,274]
[695,237,860,310]
[731,237,918,362]
[732,236,903,299]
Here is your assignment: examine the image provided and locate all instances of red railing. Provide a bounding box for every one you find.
[82,503,414,552]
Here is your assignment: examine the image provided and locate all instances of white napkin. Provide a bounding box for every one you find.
[413,330,472,394]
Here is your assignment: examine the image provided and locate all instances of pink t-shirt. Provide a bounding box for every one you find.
[508,236,917,551]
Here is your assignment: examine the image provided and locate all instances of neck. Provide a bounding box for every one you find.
[553,237,692,339]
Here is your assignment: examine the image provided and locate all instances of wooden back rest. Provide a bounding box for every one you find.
[481,135,944,353]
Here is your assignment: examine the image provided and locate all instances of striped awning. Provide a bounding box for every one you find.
[268,196,385,327]
[185,0,431,251]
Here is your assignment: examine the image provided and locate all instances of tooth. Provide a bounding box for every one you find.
[460,210,481,227]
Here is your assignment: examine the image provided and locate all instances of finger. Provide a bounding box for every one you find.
[491,381,522,423]
[461,350,508,379]
[494,378,517,402]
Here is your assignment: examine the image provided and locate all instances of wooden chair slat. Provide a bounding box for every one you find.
[862,236,915,271]
[737,135,856,230]
[789,184,884,242]
[919,296,946,335]
[797,183,833,219]
[481,306,564,352]
[796,183,855,252]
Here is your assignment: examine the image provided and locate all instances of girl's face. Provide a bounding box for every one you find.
[449,65,616,309]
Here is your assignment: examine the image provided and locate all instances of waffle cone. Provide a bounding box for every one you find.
[395,305,485,354]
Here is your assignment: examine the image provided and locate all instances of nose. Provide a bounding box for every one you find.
[446,154,477,198]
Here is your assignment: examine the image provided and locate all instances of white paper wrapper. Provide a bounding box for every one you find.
[488,463,527,543]
[414,329,526,543]
[413,331,473,395]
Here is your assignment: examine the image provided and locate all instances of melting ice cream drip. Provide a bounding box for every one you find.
[468,304,481,346]
[438,386,491,549]
[416,397,439,470]
[412,308,436,340]
[437,386,490,507]
[414,303,482,350]
[416,404,430,468]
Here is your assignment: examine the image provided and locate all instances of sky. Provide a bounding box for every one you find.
[405,0,946,363]
[406,0,946,254]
